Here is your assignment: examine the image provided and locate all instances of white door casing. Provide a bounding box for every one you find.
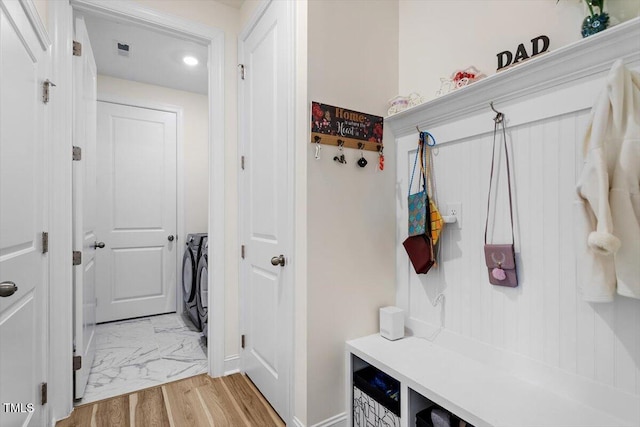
[96,101,177,323]
[0,0,49,425]
[72,15,97,400]
[239,0,294,421]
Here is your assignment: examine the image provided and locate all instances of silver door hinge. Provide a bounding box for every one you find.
[238,64,245,80]
[241,245,245,259]
[42,232,48,254]
[40,383,47,405]
[42,80,56,104]
[241,334,245,349]
[72,146,82,161]
[241,156,245,170]
[73,40,82,56]
[73,355,82,371]
[72,251,82,266]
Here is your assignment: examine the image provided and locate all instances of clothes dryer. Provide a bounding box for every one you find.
[196,236,209,339]
[182,233,207,331]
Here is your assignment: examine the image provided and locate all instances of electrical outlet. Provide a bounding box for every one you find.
[446,203,462,229]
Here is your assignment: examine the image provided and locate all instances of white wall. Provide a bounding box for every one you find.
[399,0,640,103]
[307,1,399,425]
[97,75,208,234]
[131,0,241,359]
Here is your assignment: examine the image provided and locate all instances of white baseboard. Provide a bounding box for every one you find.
[223,354,239,375]
[292,416,306,427]
[309,412,347,427]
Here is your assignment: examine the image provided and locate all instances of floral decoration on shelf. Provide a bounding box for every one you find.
[387,92,425,116]
[436,66,486,97]
[558,0,613,38]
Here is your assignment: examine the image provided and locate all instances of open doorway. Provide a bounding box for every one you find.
[70,4,220,405]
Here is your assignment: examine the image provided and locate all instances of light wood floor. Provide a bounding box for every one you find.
[57,373,285,427]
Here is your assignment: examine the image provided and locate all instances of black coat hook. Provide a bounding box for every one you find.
[490,101,504,123]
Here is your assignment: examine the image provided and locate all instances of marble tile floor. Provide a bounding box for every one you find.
[76,312,208,405]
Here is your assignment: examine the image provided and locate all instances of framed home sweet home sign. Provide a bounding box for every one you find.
[310,102,384,152]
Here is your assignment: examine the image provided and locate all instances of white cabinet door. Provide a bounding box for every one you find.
[240,0,292,421]
[0,1,48,425]
[96,102,177,323]
[72,16,98,399]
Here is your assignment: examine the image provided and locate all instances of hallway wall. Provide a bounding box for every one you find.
[306,0,399,424]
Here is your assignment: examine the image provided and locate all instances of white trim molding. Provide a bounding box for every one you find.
[309,413,347,427]
[223,354,240,375]
[292,416,306,427]
[385,17,640,139]
[19,0,51,48]
[48,2,74,425]
[70,0,222,42]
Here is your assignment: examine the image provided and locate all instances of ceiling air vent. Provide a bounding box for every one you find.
[116,42,130,57]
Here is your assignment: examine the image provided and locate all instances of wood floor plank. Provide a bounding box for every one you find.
[240,374,286,427]
[56,373,284,427]
[161,377,212,427]
[222,374,284,427]
[131,387,171,427]
[197,377,251,427]
[56,404,94,427]
[94,394,129,427]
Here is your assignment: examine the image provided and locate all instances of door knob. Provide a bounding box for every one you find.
[94,241,105,249]
[0,281,18,297]
[168,235,175,242]
[270,255,286,267]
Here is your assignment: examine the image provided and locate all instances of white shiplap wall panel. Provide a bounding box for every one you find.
[396,107,640,407]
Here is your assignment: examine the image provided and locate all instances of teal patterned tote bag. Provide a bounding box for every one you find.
[408,138,428,237]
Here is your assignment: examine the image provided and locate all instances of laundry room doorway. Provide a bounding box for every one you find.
[66,0,226,405]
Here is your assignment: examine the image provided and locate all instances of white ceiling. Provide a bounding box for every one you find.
[80,13,208,95]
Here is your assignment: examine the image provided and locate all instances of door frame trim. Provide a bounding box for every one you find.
[48,0,226,422]
[95,95,185,319]
[238,0,296,423]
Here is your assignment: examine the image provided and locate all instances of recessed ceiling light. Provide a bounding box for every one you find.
[183,56,198,66]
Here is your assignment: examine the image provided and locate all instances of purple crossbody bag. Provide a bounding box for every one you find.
[484,112,518,287]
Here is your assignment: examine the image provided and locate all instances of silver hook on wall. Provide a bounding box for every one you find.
[314,135,322,160]
[490,101,504,123]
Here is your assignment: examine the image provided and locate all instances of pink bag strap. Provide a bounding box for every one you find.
[484,112,515,245]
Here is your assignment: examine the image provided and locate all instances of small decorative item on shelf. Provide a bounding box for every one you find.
[435,77,453,97]
[558,0,612,38]
[387,93,424,116]
[387,95,408,115]
[451,66,486,90]
[407,92,424,108]
[581,0,609,37]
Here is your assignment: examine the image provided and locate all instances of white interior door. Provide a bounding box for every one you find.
[96,101,177,323]
[72,15,98,400]
[240,0,292,420]
[0,1,48,425]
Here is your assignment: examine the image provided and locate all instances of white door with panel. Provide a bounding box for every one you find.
[72,16,98,400]
[96,102,177,323]
[0,1,48,425]
[240,0,293,421]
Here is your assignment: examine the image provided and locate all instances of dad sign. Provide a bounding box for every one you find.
[497,35,550,71]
